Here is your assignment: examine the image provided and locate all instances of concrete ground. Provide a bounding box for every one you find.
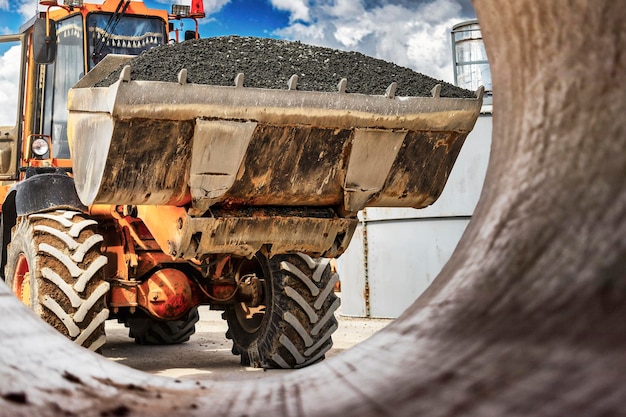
[101,295,392,381]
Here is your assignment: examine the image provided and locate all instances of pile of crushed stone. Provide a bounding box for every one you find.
[97,36,475,98]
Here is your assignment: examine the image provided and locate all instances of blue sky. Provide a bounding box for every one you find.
[0,0,302,39]
[0,0,476,79]
[0,0,476,124]
[198,0,291,38]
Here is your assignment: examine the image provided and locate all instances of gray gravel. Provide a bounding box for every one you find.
[97,36,474,98]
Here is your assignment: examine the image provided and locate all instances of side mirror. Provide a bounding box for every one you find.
[184,30,197,41]
[33,18,57,64]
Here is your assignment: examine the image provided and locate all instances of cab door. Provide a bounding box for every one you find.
[39,14,85,164]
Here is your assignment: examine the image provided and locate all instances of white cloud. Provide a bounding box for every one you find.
[274,0,473,83]
[322,0,364,17]
[204,0,234,14]
[334,25,370,48]
[269,0,310,23]
[0,45,21,126]
[16,1,39,19]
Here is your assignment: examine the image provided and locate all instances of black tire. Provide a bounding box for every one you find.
[126,307,199,345]
[224,253,340,369]
[4,210,109,351]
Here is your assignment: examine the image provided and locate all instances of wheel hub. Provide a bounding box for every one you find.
[233,257,268,334]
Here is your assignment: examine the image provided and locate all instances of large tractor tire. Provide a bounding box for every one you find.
[224,253,340,369]
[4,210,109,352]
[125,307,200,345]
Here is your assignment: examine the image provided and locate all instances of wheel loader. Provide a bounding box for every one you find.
[0,0,483,369]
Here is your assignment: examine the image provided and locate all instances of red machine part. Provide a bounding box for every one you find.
[109,268,200,320]
[137,268,198,320]
[190,0,205,17]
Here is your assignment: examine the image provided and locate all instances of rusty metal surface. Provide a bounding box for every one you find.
[79,118,194,206]
[71,75,482,129]
[136,269,198,320]
[67,69,477,259]
[68,69,482,215]
[108,279,139,309]
[343,129,406,211]
[221,125,351,207]
[189,120,257,214]
[184,214,356,259]
[181,209,355,259]
[110,268,199,320]
[372,130,469,207]
[137,205,355,259]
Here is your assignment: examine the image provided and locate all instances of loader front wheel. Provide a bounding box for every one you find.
[224,253,340,369]
[4,210,109,351]
[125,307,199,345]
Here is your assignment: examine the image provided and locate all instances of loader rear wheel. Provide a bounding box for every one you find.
[224,253,340,369]
[4,210,109,351]
[125,307,199,345]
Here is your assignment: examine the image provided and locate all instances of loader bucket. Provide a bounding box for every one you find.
[67,56,483,258]
[68,57,483,212]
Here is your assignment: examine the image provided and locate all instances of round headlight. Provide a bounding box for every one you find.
[32,138,49,156]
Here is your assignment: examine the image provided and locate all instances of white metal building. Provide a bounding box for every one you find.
[337,20,493,318]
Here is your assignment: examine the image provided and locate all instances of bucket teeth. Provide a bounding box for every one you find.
[287,74,298,91]
[337,78,347,94]
[119,65,131,83]
[431,84,441,98]
[234,73,244,88]
[178,68,188,85]
[385,82,397,99]
[475,85,485,99]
